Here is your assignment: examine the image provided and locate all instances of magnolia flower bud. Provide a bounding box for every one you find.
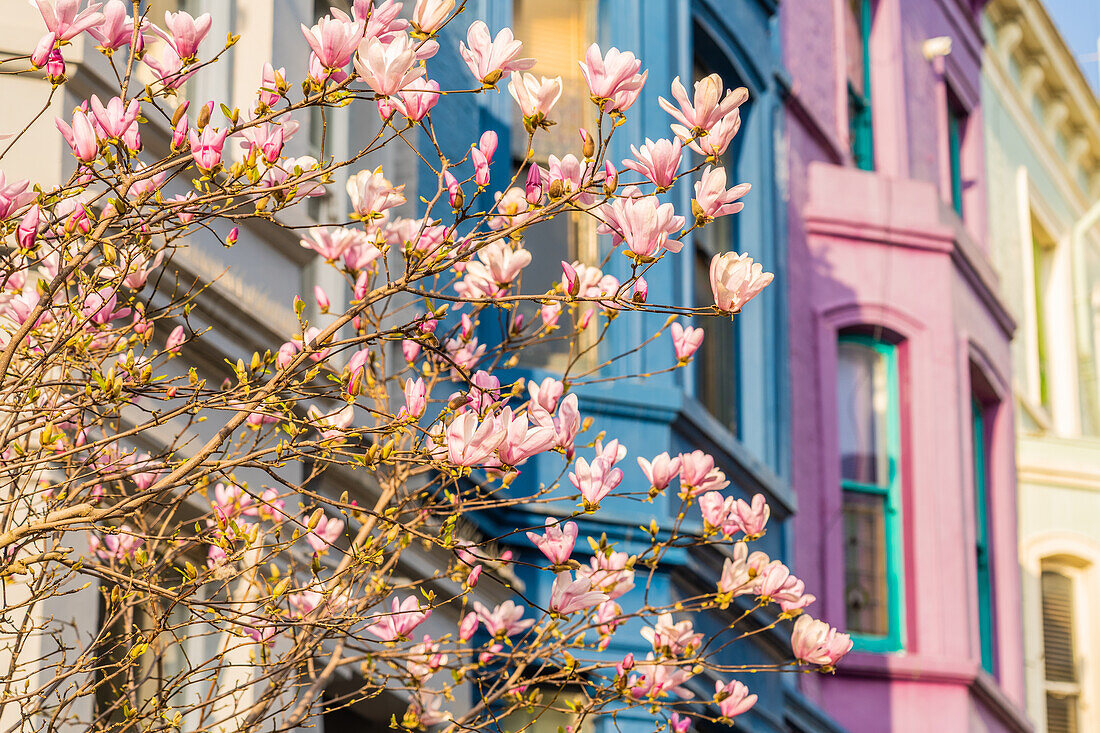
[196,100,213,130]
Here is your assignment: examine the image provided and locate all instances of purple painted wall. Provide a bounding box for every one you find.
[781,0,1030,730]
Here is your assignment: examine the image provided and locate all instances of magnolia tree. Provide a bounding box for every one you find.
[0,0,851,730]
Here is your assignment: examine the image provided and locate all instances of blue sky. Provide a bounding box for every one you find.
[1042,0,1100,92]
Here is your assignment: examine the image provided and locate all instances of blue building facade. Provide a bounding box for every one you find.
[425,1,838,729]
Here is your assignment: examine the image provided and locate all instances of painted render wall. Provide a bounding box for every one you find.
[781,0,1029,730]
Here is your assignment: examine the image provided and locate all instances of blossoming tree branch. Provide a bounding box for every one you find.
[0,0,850,730]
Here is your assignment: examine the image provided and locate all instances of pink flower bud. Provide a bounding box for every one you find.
[226,227,238,246]
[459,611,478,642]
[419,318,438,333]
[46,49,65,82]
[276,341,298,368]
[525,164,543,204]
[314,285,329,312]
[444,170,462,208]
[466,563,483,588]
[631,277,648,303]
[16,205,40,250]
[472,147,490,188]
[460,313,474,339]
[165,325,186,353]
[402,339,421,362]
[561,261,579,296]
[541,302,561,327]
[171,114,189,150]
[478,130,498,163]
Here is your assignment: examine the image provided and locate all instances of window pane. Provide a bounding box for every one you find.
[694,249,738,434]
[512,0,593,160]
[843,490,889,635]
[837,341,889,486]
[1032,232,1053,410]
[515,214,576,372]
[1041,570,1078,684]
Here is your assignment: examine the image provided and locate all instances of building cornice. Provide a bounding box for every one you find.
[986,0,1100,200]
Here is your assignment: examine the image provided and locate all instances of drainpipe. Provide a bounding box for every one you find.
[1071,199,1100,435]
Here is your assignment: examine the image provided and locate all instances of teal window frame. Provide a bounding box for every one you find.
[847,0,874,171]
[948,101,966,217]
[839,334,905,653]
[971,398,996,675]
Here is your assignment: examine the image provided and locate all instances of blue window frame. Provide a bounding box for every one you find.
[837,334,904,652]
[845,0,874,171]
[971,398,995,675]
[948,98,967,217]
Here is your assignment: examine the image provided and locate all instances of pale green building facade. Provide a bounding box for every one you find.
[984,1,1100,731]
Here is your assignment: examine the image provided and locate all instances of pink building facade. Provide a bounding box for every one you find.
[781,0,1031,730]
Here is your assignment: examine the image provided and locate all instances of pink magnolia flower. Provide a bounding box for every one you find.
[715,679,757,721]
[549,571,608,615]
[700,491,734,535]
[578,43,648,112]
[401,377,427,419]
[157,9,212,59]
[474,600,535,638]
[89,95,139,141]
[56,109,98,162]
[142,44,196,90]
[394,77,440,121]
[637,452,681,491]
[88,0,144,51]
[632,276,648,302]
[307,403,353,439]
[34,0,105,42]
[258,63,286,107]
[365,596,431,641]
[357,0,407,41]
[524,163,543,203]
[694,166,750,220]
[497,409,556,466]
[90,524,143,562]
[660,74,747,135]
[670,322,704,363]
[678,450,729,496]
[83,288,131,325]
[670,713,691,733]
[171,114,188,149]
[354,32,424,97]
[346,167,406,220]
[508,73,563,123]
[446,411,506,467]
[526,518,578,566]
[301,12,364,70]
[576,549,635,599]
[188,127,229,171]
[791,615,853,667]
[730,493,769,538]
[755,560,806,608]
[402,339,421,362]
[288,590,322,617]
[553,393,582,456]
[718,543,769,598]
[300,226,363,261]
[641,613,702,656]
[569,441,625,510]
[710,252,774,313]
[412,0,454,34]
[628,653,695,699]
[305,515,345,553]
[0,174,36,221]
[459,20,535,84]
[622,138,682,190]
[598,192,685,259]
[455,242,532,299]
[529,377,563,413]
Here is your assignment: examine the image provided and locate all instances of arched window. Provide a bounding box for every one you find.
[836,333,903,651]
